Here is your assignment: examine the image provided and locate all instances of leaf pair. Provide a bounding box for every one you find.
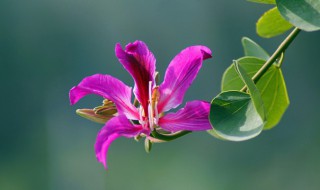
[208,37,289,141]
[251,0,320,38]
[209,61,266,141]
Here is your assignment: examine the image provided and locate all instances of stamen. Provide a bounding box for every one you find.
[148,104,154,131]
[154,101,159,125]
[139,106,143,121]
[148,81,154,130]
[139,106,146,127]
[147,81,160,130]
[148,81,152,102]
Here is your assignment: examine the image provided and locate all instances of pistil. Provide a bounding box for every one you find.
[138,81,160,131]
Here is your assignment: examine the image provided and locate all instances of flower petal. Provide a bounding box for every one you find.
[158,100,211,132]
[69,74,139,120]
[95,115,146,169]
[115,41,156,112]
[158,46,212,113]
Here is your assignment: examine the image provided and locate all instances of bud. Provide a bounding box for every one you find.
[94,99,117,116]
[144,138,152,153]
[134,134,142,142]
[76,109,114,124]
[76,99,118,124]
[103,99,114,106]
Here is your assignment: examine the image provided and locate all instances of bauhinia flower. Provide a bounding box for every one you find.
[69,40,212,169]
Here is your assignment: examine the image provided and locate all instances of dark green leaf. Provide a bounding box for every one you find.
[208,91,264,141]
[221,57,290,129]
[276,0,320,31]
[242,37,270,60]
[257,7,293,38]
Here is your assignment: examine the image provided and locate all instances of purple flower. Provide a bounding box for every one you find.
[69,41,212,169]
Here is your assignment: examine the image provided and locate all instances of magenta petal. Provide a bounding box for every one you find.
[115,41,156,112]
[158,100,212,132]
[95,115,145,169]
[69,74,139,120]
[158,46,212,113]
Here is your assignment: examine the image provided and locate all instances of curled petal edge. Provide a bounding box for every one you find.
[158,46,212,113]
[94,115,148,169]
[69,74,139,120]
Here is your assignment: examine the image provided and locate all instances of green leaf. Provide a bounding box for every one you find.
[221,57,290,129]
[242,37,270,60]
[248,0,275,4]
[276,0,320,31]
[221,57,263,91]
[257,7,293,38]
[233,61,266,121]
[208,61,265,141]
[208,91,264,141]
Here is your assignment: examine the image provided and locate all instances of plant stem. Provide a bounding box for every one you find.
[276,52,285,68]
[241,27,301,92]
[151,130,191,141]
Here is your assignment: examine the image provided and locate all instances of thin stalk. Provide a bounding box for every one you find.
[151,130,191,141]
[276,52,285,68]
[241,27,301,92]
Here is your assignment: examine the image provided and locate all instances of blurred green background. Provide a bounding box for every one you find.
[1,0,320,190]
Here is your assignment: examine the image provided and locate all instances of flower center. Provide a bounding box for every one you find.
[139,81,160,131]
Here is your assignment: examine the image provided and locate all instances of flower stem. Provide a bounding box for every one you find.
[241,27,301,92]
[151,130,191,141]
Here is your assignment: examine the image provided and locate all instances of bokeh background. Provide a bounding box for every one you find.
[1,0,320,190]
